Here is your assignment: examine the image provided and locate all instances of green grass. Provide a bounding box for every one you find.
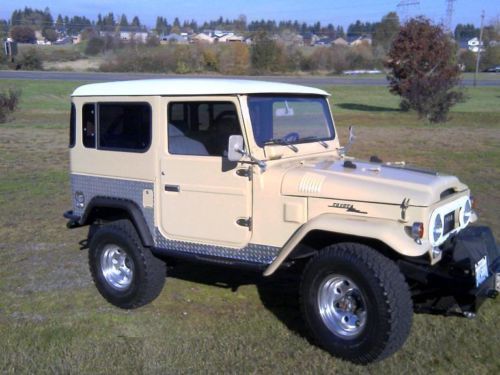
[0,79,499,374]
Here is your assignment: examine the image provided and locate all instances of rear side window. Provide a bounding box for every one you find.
[82,103,96,148]
[98,103,151,152]
[69,103,76,148]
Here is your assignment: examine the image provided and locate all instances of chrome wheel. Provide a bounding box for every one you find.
[317,274,367,338]
[100,245,134,290]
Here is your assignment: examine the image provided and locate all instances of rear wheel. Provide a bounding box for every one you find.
[300,243,413,364]
[89,219,166,309]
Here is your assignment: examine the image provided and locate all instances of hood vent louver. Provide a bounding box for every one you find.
[298,173,326,194]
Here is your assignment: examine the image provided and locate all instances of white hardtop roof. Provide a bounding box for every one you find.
[72,78,329,97]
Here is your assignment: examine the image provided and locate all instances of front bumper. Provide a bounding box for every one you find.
[399,226,500,317]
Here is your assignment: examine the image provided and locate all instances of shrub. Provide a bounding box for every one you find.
[85,37,106,56]
[0,87,21,123]
[10,26,36,43]
[17,48,43,70]
[386,17,464,123]
[202,47,219,71]
[250,31,282,73]
[458,50,477,72]
[146,35,160,47]
[218,43,250,75]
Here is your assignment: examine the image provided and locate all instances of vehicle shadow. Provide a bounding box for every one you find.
[336,103,400,112]
[167,261,310,338]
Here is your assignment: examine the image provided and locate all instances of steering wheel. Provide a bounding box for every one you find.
[214,110,237,123]
[282,132,300,143]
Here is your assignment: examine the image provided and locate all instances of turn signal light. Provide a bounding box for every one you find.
[411,222,424,239]
[470,196,477,210]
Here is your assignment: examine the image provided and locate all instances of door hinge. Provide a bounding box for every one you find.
[236,217,252,229]
[236,168,252,180]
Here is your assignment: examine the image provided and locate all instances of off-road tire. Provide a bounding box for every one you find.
[88,219,166,309]
[300,243,413,364]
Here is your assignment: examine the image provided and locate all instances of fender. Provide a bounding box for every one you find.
[80,196,154,248]
[263,213,432,276]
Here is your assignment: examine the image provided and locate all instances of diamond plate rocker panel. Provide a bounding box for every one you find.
[71,174,279,265]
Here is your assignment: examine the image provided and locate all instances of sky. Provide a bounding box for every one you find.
[1,0,498,29]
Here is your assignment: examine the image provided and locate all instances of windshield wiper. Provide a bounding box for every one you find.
[298,136,329,148]
[264,138,298,152]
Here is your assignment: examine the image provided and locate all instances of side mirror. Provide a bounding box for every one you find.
[227,134,267,171]
[348,125,355,145]
[228,135,244,162]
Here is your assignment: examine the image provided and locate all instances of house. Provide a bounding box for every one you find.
[278,31,304,46]
[217,33,244,43]
[302,32,320,46]
[315,37,333,46]
[350,35,372,46]
[54,36,73,45]
[119,29,148,43]
[467,37,484,53]
[100,27,148,43]
[333,37,348,46]
[160,33,189,44]
[191,32,215,44]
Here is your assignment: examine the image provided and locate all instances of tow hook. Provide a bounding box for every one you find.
[463,311,476,319]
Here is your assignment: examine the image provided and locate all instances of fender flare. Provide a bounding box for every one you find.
[81,196,154,248]
[263,213,431,276]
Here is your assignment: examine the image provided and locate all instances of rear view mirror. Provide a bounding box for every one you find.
[228,135,244,162]
[275,101,294,117]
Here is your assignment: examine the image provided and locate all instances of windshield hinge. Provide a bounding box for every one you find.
[236,167,253,180]
[236,217,252,229]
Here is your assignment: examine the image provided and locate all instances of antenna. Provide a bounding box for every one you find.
[445,0,457,33]
[397,1,420,22]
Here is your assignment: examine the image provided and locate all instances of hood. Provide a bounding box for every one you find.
[281,159,467,206]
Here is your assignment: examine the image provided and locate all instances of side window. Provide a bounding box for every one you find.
[98,103,151,152]
[69,103,76,148]
[168,102,242,156]
[82,103,96,148]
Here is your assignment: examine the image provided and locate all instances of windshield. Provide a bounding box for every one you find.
[247,95,335,147]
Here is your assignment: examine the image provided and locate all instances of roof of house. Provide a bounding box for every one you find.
[72,79,329,97]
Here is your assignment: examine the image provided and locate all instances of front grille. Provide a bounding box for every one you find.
[443,211,455,235]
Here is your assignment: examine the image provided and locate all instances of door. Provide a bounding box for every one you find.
[159,97,252,248]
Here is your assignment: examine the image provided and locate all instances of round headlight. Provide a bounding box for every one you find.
[463,199,472,224]
[433,214,443,242]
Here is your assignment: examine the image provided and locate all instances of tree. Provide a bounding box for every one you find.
[10,25,36,43]
[250,30,282,73]
[131,16,141,28]
[119,15,129,27]
[386,18,464,123]
[55,14,64,31]
[373,12,400,51]
[42,28,58,42]
[454,23,478,41]
[481,46,500,70]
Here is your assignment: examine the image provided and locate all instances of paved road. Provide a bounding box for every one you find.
[0,70,498,87]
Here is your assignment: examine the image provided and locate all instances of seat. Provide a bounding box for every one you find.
[168,123,209,156]
[213,113,240,156]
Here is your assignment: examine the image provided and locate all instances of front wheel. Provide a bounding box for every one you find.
[88,219,166,309]
[300,243,413,364]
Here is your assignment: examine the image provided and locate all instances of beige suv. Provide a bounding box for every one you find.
[64,78,499,364]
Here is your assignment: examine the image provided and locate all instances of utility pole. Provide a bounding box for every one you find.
[445,0,457,34]
[474,10,485,87]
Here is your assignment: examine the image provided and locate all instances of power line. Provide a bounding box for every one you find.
[397,0,420,22]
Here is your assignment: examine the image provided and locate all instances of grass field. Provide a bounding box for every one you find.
[0,79,499,374]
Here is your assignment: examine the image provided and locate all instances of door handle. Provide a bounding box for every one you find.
[164,185,180,192]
